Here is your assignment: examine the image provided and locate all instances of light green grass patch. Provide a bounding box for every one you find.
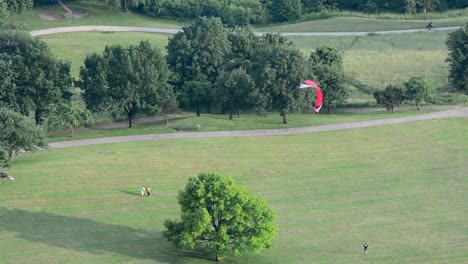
[258,16,467,33]
[41,32,171,77]
[9,0,182,31]
[1,118,467,263]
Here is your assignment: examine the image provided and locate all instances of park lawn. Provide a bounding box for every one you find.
[47,109,440,142]
[41,32,171,77]
[8,0,182,31]
[0,118,467,263]
[257,15,467,33]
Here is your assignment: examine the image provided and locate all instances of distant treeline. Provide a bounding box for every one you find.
[135,0,468,25]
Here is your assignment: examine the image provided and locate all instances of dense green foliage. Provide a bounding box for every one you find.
[77,41,173,127]
[5,0,32,13]
[164,171,278,261]
[0,30,73,124]
[216,67,258,119]
[47,102,94,136]
[373,84,405,112]
[446,23,467,93]
[404,76,435,110]
[0,108,46,168]
[117,0,468,25]
[308,46,347,113]
[166,17,230,112]
[251,34,306,123]
[0,0,8,28]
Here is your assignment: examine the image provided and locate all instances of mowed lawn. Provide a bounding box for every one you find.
[1,118,467,263]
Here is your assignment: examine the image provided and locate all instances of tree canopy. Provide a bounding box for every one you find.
[308,46,347,113]
[77,41,173,127]
[373,84,405,112]
[0,108,46,168]
[446,23,467,93]
[164,172,278,261]
[404,76,435,110]
[0,30,73,124]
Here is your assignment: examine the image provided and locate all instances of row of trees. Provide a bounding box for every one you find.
[374,76,435,112]
[76,17,347,125]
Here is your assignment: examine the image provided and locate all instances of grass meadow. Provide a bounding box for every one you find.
[1,118,467,263]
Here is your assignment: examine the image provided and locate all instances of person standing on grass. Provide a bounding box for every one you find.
[364,243,368,254]
[141,186,146,197]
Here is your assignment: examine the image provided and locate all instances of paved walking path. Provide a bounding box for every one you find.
[48,107,468,149]
[30,25,461,37]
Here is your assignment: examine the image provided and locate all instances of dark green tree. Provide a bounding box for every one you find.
[0,0,8,28]
[446,23,467,93]
[5,0,32,13]
[251,34,306,123]
[0,108,46,168]
[0,30,73,124]
[404,76,435,110]
[373,85,405,112]
[216,67,258,119]
[77,41,173,128]
[164,172,278,262]
[269,0,302,22]
[166,17,231,103]
[182,80,212,117]
[308,46,348,113]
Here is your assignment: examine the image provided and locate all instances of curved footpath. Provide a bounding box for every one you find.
[48,107,468,149]
[30,25,461,37]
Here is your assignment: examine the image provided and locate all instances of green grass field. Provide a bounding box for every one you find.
[1,118,467,263]
[48,109,439,142]
[8,0,182,31]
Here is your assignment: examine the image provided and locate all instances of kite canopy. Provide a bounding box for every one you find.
[300,80,323,114]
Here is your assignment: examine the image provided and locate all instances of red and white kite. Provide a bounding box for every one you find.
[300,80,323,114]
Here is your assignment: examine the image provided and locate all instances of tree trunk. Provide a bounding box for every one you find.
[128,114,133,128]
[67,125,74,136]
[416,103,420,110]
[34,109,42,125]
[391,107,394,113]
[327,106,331,114]
[229,111,233,120]
[123,0,128,12]
[282,114,287,124]
[196,103,200,117]
[57,0,72,14]
[237,109,240,118]
[165,113,169,126]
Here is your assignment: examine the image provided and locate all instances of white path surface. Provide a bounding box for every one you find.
[30,25,461,37]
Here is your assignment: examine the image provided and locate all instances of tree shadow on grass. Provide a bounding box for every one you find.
[119,189,140,197]
[0,207,206,263]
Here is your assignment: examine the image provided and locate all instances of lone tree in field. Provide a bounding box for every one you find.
[164,172,278,262]
[446,22,467,93]
[0,108,46,168]
[47,102,94,136]
[373,85,405,113]
[404,76,435,110]
[77,41,173,128]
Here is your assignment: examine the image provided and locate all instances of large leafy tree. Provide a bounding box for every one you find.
[404,76,435,110]
[77,41,173,128]
[166,17,231,104]
[182,80,212,117]
[268,0,302,22]
[5,0,32,13]
[251,34,306,123]
[216,67,258,119]
[164,172,278,262]
[373,85,405,113]
[446,23,467,93]
[0,108,46,168]
[0,30,73,124]
[308,46,347,113]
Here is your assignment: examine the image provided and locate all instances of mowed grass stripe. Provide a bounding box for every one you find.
[0,118,466,263]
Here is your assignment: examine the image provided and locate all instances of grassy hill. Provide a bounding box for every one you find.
[1,118,467,263]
